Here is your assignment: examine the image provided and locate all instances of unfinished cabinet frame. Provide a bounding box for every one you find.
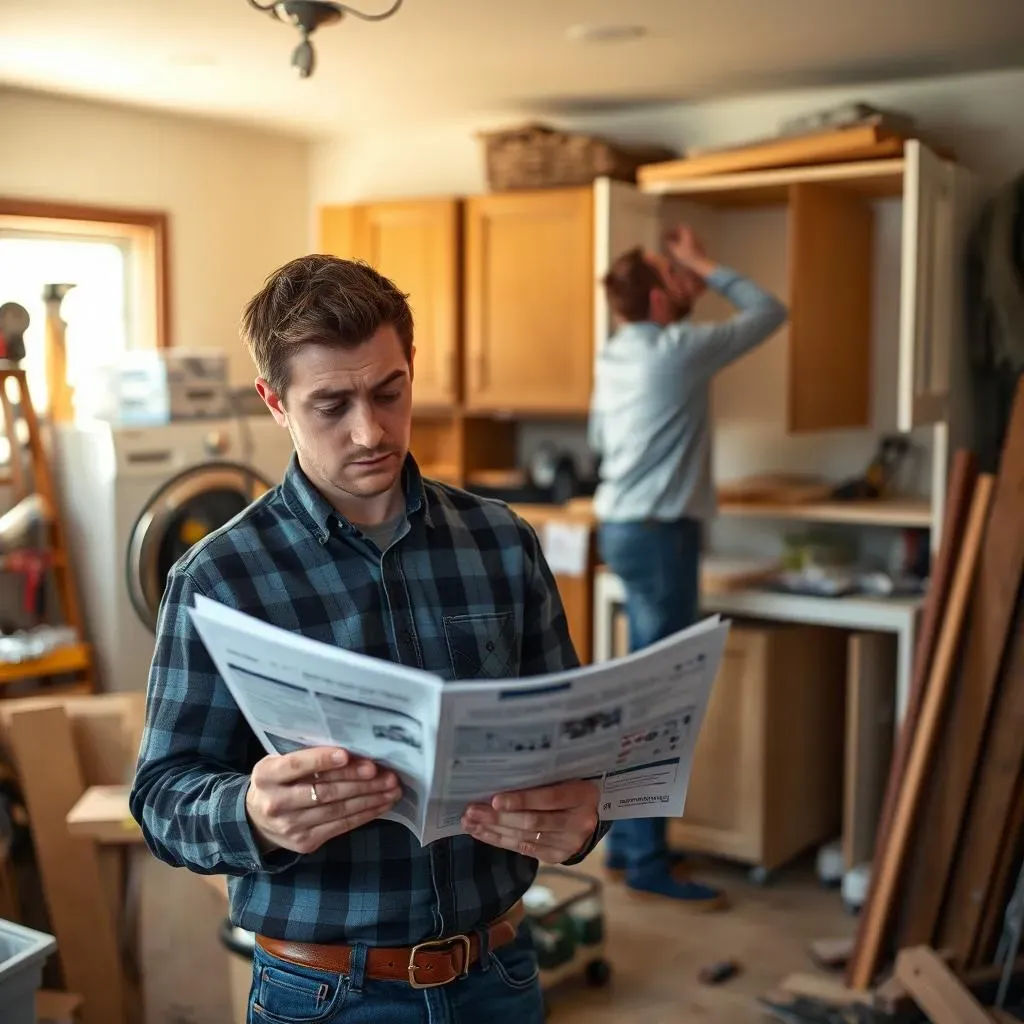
[608,142,974,437]
[604,141,977,551]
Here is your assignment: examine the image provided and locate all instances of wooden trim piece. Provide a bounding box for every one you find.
[847,474,995,990]
[873,948,956,1014]
[67,784,141,845]
[939,587,1024,965]
[895,946,992,1024]
[845,450,977,978]
[0,196,171,349]
[638,156,906,206]
[638,124,905,184]
[899,380,1024,949]
[778,972,875,1007]
[8,706,127,1024]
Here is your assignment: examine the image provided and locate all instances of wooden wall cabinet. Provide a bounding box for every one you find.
[319,197,462,409]
[463,187,595,414]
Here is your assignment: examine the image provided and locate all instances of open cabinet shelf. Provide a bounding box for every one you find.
[717,496,933,528]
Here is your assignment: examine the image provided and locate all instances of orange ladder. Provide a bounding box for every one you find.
[0,363,93,694]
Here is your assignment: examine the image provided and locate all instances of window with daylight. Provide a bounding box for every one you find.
[0,200,168,415]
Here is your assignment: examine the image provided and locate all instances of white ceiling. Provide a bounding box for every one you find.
[1,0,1023,139]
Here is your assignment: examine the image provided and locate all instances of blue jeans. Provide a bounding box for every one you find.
[598,517,702,873]
[247,925,544,1024]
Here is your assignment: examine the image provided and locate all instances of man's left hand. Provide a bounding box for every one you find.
[462,780,601,864]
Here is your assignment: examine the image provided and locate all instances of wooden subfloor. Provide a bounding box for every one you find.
[547,844,855,1023]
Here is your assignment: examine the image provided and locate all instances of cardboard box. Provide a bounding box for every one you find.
[36,991,82,1024]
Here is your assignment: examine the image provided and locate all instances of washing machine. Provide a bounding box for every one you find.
[53,415,295,694]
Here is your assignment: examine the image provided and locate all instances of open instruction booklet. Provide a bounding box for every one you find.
[188,595,731,847]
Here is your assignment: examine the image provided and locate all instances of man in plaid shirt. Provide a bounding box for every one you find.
[130,255,604,1023]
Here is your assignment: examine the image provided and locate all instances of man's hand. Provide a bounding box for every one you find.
[664,224,717,290]
[461,780,601,864]
[245,746,402,855]
[664,224,704,263]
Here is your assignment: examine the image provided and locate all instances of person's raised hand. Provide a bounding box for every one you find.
[245,746,402,855]
[461,779,600,864]
[664,224,706,266]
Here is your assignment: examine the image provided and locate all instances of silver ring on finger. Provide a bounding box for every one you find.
[310,783,319,804]
[535,831,542,844]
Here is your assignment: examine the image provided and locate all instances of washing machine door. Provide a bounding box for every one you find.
[127,462,271,632]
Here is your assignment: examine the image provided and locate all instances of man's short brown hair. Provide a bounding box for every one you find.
[241,254,413,398]
[602,246,662,323]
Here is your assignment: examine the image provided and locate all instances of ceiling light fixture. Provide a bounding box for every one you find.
[247,0,404,79]
[566,23,648,44]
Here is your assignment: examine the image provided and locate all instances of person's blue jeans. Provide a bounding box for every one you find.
[247,925,544,1024]
[598,517,701,875]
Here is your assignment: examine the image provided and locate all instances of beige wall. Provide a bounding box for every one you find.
[311,67,1024,204]
[0,88,311,386]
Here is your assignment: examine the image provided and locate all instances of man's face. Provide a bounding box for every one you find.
[258,326,414,517]
[645,252,704,324]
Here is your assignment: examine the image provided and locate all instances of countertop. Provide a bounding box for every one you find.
[508,498,595,529]
[506,494,931,530]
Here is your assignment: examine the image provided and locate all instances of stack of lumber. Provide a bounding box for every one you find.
[637,120,913,187]
[768,375,1024,1021]
[848,374,1024,987]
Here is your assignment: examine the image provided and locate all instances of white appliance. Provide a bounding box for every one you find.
[53,416,294,694]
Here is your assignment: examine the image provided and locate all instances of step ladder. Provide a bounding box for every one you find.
[0,362,93,694]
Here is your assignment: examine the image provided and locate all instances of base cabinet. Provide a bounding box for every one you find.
[670,624,846,872]
[612,616,848,873]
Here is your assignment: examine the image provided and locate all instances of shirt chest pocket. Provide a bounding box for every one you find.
[443,611,520,680]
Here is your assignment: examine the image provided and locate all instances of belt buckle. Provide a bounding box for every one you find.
[407,934,472,989]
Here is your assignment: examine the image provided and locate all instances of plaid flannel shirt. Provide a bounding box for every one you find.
[129,453,606,945]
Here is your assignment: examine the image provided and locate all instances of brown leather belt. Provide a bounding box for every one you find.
[255,901,524,989]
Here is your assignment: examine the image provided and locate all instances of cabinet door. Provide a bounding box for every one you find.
[670,630,768,862]
[897,141,965,431]
[787,183,874,432]
[464,188,594,413]
[320,199,461,408]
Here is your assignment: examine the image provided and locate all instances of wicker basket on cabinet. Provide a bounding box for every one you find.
[477,122,677,192]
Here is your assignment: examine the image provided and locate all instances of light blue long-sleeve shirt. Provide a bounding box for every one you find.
[588,266,788,523]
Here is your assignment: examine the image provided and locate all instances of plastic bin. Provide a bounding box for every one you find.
[0,919,57,1024]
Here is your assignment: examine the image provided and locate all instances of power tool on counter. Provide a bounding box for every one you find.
[831,434,915,501]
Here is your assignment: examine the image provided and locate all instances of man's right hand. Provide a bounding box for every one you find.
[245,746,402,855]
[664,225,718,283]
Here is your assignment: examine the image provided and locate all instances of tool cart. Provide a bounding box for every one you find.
[522,866,612,1015]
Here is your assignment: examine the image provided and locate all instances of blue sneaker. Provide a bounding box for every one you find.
[624,867,728,911]
[604,850,691,882]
